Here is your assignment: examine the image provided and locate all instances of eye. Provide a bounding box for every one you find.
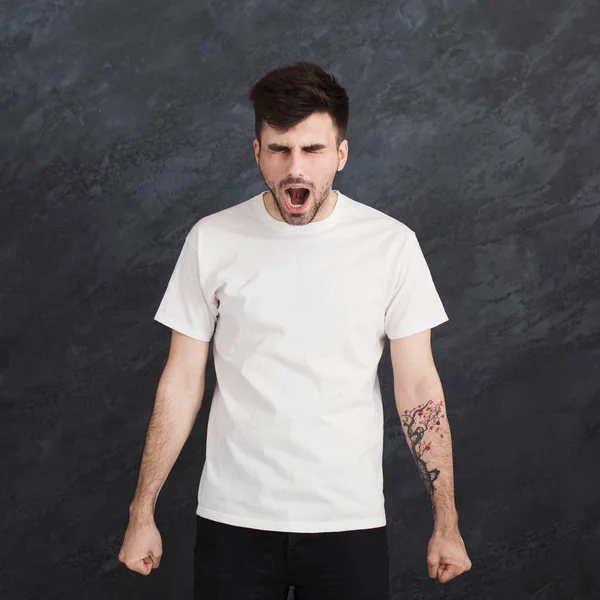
[274,149,319,154]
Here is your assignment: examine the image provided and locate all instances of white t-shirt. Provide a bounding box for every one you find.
[154,189,449,533]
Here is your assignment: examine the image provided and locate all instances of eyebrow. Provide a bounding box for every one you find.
[267,143,327,151]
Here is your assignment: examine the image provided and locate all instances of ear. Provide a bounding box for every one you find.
[253,139,260,164]
[338,139,348,170]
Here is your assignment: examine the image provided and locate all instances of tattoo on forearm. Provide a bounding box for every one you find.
[400,399,447,516]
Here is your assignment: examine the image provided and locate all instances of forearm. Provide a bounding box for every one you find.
[129,366,205,522]
[394,381,458,533]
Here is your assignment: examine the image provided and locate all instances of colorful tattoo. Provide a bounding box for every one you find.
[399,399,447,515]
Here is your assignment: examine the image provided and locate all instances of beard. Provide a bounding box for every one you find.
[260,171,338,226]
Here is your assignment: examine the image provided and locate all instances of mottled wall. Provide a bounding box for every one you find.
[2,0,599,598]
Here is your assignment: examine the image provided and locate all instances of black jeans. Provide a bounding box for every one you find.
[193,514,390,599]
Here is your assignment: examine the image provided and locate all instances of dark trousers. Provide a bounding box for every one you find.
[194,514,390,599]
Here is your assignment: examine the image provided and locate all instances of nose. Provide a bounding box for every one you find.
[284,150,308,182]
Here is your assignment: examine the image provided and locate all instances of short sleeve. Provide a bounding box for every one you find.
[384,232,449,339]
[154,234,218,342]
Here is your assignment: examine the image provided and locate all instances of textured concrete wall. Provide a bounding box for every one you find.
[2,0,599,598]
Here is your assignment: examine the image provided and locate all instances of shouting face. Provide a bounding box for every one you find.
[253,111,348,226]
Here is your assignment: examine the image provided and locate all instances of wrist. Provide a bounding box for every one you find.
[433,510,459,533]
[129,499,156,523]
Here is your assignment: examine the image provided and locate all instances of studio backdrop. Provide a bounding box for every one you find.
[2,0,599,599]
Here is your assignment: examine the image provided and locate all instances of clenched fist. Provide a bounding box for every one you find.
[118,516,163,576]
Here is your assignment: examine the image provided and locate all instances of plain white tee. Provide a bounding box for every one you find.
[154,189,449,533]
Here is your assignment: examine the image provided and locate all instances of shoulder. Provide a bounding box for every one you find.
[185,198,253,245]
[344,193,416,245]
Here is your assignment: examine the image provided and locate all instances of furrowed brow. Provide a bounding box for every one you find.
[268,143,326,151]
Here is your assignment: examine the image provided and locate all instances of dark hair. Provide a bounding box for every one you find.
[248,61,349,149]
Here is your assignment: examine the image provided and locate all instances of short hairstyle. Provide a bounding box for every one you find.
[248,61,350,148]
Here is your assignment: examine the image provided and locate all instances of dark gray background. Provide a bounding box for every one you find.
[2,0,599,598]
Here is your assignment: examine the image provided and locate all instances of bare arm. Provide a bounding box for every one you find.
[390,329,472,582]
[390,329,458,532]
[129,330,211,524]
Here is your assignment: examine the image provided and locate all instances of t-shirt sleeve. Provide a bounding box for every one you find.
[384,231,449,339]
[153,234,218,342]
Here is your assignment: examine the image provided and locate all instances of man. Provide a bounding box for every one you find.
[118,61,471,598]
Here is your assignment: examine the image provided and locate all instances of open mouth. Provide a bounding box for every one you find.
[284,187,310,210]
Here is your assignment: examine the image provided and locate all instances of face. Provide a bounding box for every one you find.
[253,111,348,226]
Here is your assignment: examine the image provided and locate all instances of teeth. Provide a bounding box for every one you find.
[285,189,306,207]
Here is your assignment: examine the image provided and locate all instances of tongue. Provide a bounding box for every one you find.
[289,188,307,204]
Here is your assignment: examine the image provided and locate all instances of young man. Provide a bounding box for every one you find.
[119,61,471,599]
